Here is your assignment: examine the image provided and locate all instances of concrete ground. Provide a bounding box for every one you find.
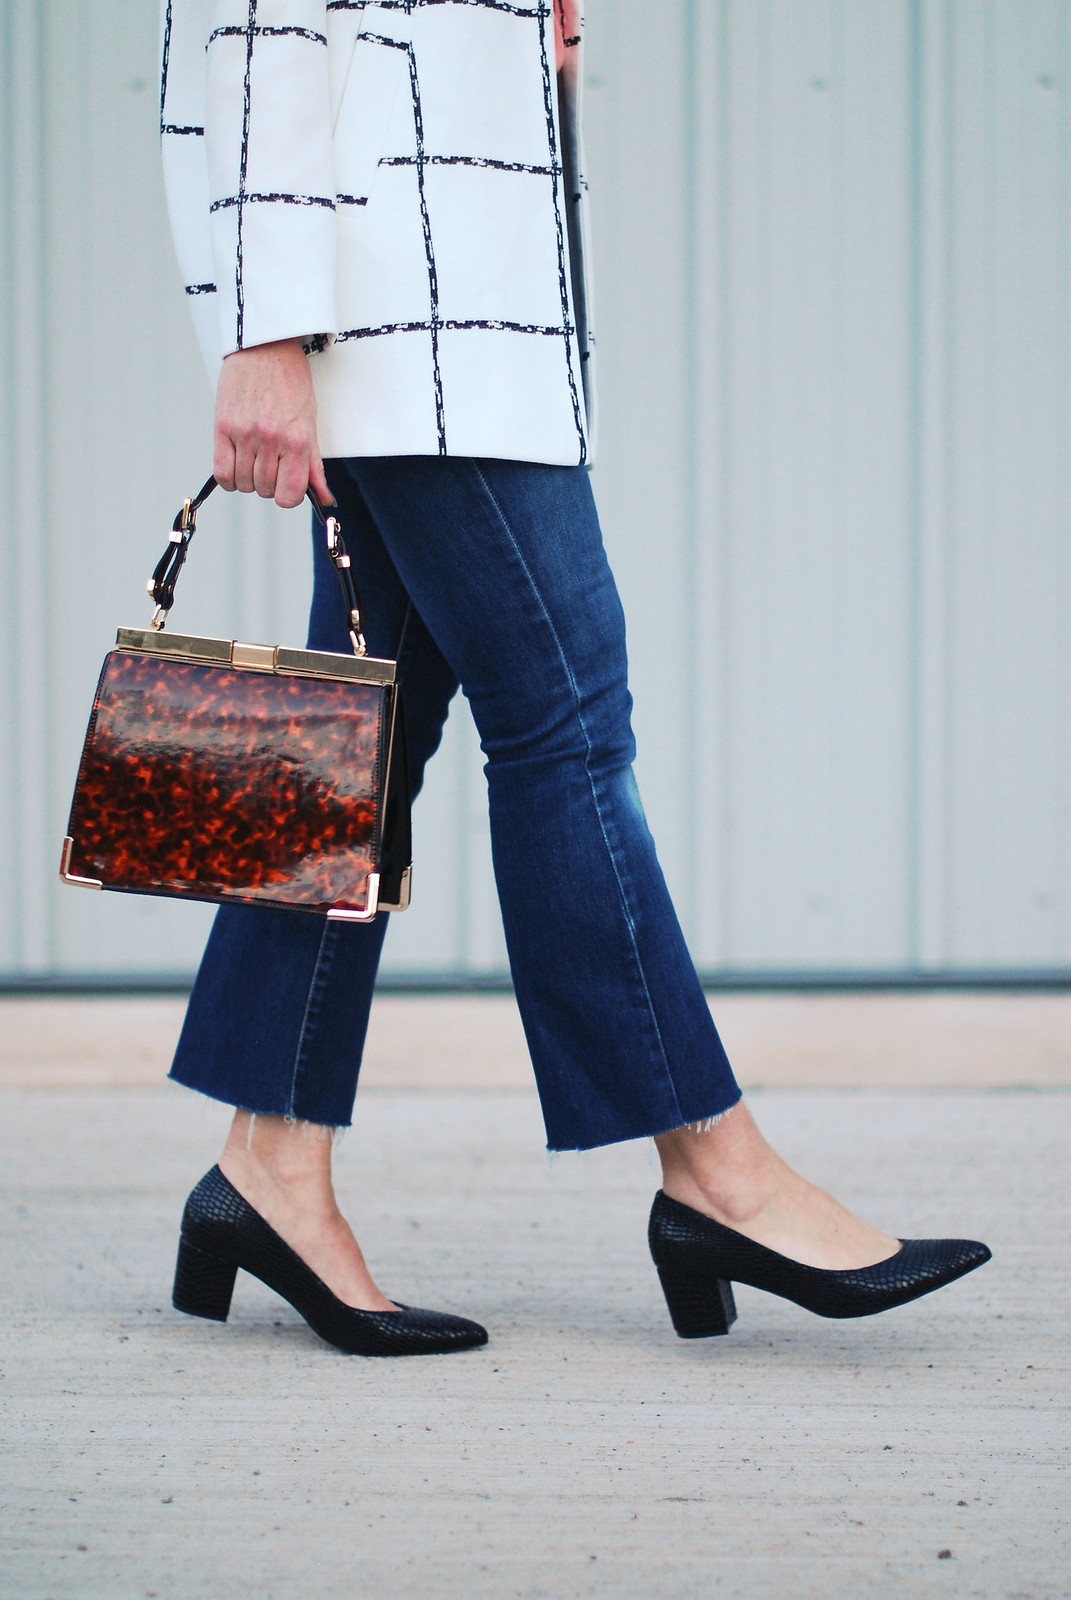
[1,995,1068,1599]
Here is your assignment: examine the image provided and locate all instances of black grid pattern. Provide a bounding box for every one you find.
[207,23,328,43]
[336,319,571,340]
[227,3,338,348]
[535,0,585,453]
[161,0,592,463]
[381,154,560,177]
[161,0,212,302]
[326,1,546,14]
[330,4,584,456]
[350,29,448,448]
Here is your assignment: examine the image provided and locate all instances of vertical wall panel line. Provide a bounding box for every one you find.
[913,0,952,966]
[905,0,924,965]
[6,3,54,971]
[680,0,701,940]
[1059,0,1071,960]
[0,1,17,969]
[692,0,731,966]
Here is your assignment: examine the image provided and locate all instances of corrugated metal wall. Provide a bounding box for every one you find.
[1,0,1068,982]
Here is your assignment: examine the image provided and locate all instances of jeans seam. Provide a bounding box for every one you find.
[470,461,685,1128]
[287,919,341,1119]
[395,598,414,662]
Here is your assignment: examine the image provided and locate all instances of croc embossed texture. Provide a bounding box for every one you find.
[648,1190,991,1338]
[173,1166,488,1356]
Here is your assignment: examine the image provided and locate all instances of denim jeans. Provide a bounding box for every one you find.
[170,457,741,1150]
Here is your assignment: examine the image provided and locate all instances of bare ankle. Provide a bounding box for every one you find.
[220,1112,337,1209]
[214,1114,394,1311]
[655,1102,789,1227]
[660,1164,787,1231]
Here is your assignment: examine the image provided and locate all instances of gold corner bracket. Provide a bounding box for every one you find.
[325,872,381,923]
[378,866,412,914]
[59,836,103,889]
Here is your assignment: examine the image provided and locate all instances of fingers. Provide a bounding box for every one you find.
[307,452,334,507]
[274,448,310,510]
[224,434,311,508]
[212,339,325,510]
[252,447,281,502]
[232,435,258,496]
[269,449,334,513]
[213,430,237,493]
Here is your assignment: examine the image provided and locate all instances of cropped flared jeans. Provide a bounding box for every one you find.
[170,457,741,1150]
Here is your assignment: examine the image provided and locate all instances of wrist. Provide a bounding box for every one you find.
[225,336,309,363]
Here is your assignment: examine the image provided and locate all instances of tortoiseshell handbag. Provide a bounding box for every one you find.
[61,477,411,922]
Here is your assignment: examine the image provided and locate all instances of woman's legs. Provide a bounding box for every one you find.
[173,457,897,1306]
[172,471,459,1309]
[333,457,898,1268]
[170,471,459,1125]
[175,455,742,1146]
[345,456,741,1150]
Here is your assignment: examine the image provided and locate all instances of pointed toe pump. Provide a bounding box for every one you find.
[648,1190,991,1339]
[172,1166,488,1356]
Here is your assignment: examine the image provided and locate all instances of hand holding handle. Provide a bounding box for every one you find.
[148,477,367,658]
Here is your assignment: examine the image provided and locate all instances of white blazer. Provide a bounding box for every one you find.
[160,1,595,465]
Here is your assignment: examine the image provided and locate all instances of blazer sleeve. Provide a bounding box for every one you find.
[202,0,337,353]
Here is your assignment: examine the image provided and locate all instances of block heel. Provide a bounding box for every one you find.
[173,1166,488,1356]
[648,1190,991,1335]
[172,1234,238,1322]
[656,1266,738,1338]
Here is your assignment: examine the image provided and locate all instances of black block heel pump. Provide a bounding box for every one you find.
[649,1190,991,1337]
[653,1262,738,1339]
[172,1166,488,1357]
[173,1235,239,1323]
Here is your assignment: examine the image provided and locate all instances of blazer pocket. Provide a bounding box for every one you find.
[330,33,406,210]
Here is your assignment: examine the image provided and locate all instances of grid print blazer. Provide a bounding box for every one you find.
[160,1,594,465]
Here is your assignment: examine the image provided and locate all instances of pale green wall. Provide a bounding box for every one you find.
[1,0,1068,981]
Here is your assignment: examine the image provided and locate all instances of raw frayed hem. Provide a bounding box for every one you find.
[167,1072,352,1135]
[245,1112,347,1151]
[677,1110,732,1134]
[543,1090,744,1156]
[656,1099,743,1140]
[254,1112,345,1146]
[242,1112,344,1149]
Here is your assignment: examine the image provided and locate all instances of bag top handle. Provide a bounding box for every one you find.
[148,477,368,657]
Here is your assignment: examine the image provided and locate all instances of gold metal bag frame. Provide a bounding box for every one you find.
[61,478,412,922]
